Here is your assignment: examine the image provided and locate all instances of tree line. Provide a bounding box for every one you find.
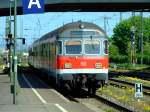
[109,16,150,64]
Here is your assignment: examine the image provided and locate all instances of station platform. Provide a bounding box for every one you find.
[0,70,104,112]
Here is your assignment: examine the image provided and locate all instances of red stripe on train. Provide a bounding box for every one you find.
[57,56,108,69]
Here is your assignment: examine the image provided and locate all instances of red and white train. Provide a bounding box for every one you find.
[28,21,108,94]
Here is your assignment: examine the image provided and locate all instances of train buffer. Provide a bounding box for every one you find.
[0,71,103,112]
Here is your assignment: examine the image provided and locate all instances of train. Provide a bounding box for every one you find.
[28,21,108,95]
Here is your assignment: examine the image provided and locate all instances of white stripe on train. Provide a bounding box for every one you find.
[56,69,108,74]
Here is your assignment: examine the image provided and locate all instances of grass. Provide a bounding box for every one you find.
[105,109,116,112]
[97,85,150,112]
[109,63,150,71]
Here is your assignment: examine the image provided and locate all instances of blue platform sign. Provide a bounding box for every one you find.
[23,0,44,14]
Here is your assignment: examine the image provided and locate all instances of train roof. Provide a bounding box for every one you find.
[34,21,107,44]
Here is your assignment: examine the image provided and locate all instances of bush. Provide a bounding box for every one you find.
[137,55,150,65]
[110,55,150,65]
[109,55,129,63]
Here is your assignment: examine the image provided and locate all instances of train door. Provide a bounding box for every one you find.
[56,41,62,55]
[103,40,108,55]
[48,43,50,72]
[43,43,46,69]
[54,41,57,84]
[46,43,48,69]
[55,40,62,85]
[34,47,37,68]
[40,44,42,69]
[41,44,44,69]
[49,43,52,72]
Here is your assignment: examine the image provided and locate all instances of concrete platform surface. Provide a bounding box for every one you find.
[0,72,104,112]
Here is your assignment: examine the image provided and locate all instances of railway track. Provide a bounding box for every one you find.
[94,93,134,112]
[66,88,135,112]
[109,78,150,95]
[109,71,150,81]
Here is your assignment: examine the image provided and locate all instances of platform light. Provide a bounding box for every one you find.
[79,24,84,29]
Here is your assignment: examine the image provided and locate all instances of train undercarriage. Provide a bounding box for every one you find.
[57,74,107,95]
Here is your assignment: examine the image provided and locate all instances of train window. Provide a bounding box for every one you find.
[40,44,42,57]
[32,52,34,56]
[47,44,50,57]
[49,43,51,56]
[29,50,31,56]
[57,41,62,54]
[45,43,48,57]
[84,40,100,54]
[104,40,108,54]
[65,41,82,54]
[37,46,39,56]
[41,44,44,56]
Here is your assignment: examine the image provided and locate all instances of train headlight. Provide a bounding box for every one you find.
[65,63,72,69]
[95,63,102,69]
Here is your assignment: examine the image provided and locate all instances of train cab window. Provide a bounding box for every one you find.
[57,41,62,54]
[65,41,82,54]
[84,40,100,54]
[104,40,108,54]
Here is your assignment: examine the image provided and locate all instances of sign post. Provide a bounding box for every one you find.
[135,83,143,102]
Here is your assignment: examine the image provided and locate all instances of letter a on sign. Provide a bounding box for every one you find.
[23,0,44,14]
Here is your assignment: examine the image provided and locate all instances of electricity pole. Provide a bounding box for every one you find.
[140,12,143,64]
[103,16,111,33]
[130,26,136,65]
[9,0,13,84]
[5,17,9,68]
[120,12,123,22]
[130,12,136,66]
[13,0,18,104]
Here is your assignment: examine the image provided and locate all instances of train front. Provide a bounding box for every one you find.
[56,22,108,94]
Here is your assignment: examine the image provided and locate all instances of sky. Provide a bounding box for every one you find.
[0,12,150,50]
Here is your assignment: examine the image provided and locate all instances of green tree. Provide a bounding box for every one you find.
[143,42,150,55]
[109,41,119,56]
[113,16,150,55]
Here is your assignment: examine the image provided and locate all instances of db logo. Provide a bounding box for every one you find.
[80,62,87,66]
